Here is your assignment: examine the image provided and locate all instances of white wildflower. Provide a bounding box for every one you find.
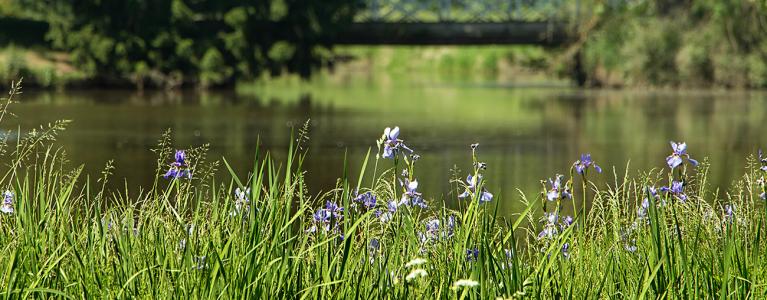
[404,258,427,268]
[405,269,427,281]
[452,279,479,290]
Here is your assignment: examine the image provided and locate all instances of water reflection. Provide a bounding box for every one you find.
[9,85,767,215]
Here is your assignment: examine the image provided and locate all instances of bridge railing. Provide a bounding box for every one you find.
[355,0,583,23]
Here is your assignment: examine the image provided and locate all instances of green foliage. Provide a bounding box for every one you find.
[0,46,26,80]
[583,0,767,88]
[19,0,359,88]
[199,47,232,88]
[746,52,767,87]
[332,46,556,85]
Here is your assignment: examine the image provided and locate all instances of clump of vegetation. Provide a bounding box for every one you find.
[1,81,767,298]
[333,46,558,85]
[0,46,86,88]
[4,0,359,88]
[582,0,767,88]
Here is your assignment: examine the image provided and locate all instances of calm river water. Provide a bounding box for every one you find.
[11,79,767,214]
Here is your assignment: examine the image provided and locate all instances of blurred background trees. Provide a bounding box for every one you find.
[1,0,767,89]
[3,0,359,88]
[581,0,767,87]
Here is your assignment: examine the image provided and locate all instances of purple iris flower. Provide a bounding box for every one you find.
[423,219,441,242]
[646,186,659,200]
[573,153,602,175]
[562,216,574,228]
[1,190,13,214]
[193,256,208,270]
[411,197,428,208]
[164,150,192,179]
[458,174,493,203]
[325,201,344,218]
[368,238,380,258]
[538,227,558,239]
[399,179,427,208]
[561,243,570,258]
[759,150,767,172]
[466,248,479,262]
[637,187,660,219]
[307,202,344,234]
[624,240,637,252]
[387,200,398,212]
[381,127,413,159]
[446,215,456,237]
[312,208,330,223]
[504,249,514,259]
[425,219,440,235]
[102,217,113,230]
[546,175,571,202]
[423,216,457,242]
[230,187,250,216]
[723,204,734,220]
[378,200,399,222]
[666,142,699,169]
[660,181,688,202]
[637,198,650,219]
[545,211,558,224]
[354,191,377,210]
[538,212,574,240]
[458,175,478,198]
[538,212,560,239]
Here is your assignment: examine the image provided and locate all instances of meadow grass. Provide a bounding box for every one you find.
[1,81,767,299]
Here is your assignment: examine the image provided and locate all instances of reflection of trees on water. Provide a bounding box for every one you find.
[10,89,767,213]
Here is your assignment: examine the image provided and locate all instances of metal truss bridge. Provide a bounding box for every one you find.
[333,0,586,45]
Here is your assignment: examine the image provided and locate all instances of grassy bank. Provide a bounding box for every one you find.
[330,46,564,85]
[0,46,87,89]
[1,82,767,298]
[0,45,566,89]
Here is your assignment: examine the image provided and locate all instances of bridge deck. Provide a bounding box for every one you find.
[331,22,569,45]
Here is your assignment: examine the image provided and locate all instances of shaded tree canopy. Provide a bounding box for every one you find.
[13,0,359,88]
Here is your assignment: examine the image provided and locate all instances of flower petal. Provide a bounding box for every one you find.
[666,155,683,169]
[480,191,493,203]
[164,168,177,179]
[547,190,558,201]
[389,126,400,140]
[408,180,418,191]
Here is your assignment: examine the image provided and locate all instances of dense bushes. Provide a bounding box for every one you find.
[582,0,767,88]
[9,0,358,88]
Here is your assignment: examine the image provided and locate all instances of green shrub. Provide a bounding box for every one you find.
[675,30,714,86]
[0,46,28,82]
[32,65,56,87]
[199,47,232,87]
[746,51,767,88]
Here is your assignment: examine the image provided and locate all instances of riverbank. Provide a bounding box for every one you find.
[6,40,767,91]
[0,45,569,90]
